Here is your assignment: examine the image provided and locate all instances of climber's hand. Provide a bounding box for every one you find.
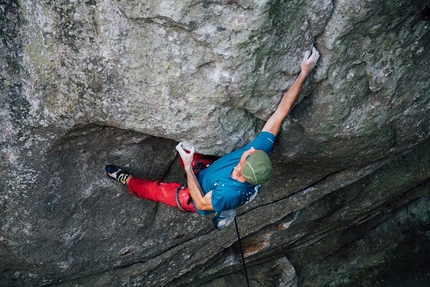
[300,46,320,75]
[176,143,195,169]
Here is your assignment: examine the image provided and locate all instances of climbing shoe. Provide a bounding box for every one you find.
[105,165,129,185]
[212,209,236,230]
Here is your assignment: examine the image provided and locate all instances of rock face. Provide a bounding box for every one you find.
[1,0,430,286]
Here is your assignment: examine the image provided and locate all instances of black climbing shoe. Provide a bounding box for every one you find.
[105,165,129,185]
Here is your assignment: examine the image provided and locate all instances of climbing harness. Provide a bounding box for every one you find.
[175,184,193,212]
[176,154,218,212]
[235,216,250,287]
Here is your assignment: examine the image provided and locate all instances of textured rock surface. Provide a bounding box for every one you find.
[1,0,430,286]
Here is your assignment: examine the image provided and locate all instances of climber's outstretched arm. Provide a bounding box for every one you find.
[262,47,320,136]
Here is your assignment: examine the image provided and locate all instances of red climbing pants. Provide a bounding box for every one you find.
[127,152,217,213]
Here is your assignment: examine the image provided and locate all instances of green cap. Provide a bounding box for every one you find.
[241,151,273,185]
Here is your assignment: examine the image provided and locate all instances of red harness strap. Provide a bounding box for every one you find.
[175,153,218,212]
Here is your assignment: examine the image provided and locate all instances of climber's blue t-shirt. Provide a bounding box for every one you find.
[196,131,275,215]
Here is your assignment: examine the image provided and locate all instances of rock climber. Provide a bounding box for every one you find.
[106,47,320,228]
